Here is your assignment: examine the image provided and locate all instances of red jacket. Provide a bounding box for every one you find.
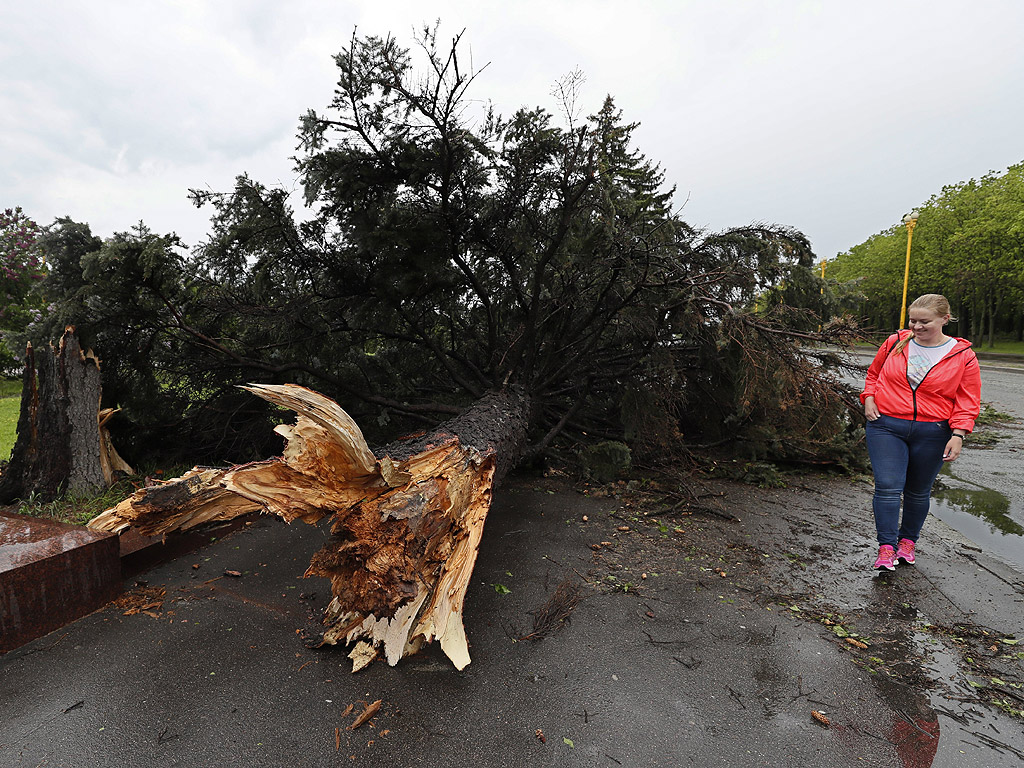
[860,330,981,432]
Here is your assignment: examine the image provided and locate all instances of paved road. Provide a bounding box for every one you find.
[3,468,1024,767]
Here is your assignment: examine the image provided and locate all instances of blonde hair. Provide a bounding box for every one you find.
[892,294,956,355]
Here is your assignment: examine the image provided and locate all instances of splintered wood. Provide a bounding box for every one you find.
[88,383,500,671]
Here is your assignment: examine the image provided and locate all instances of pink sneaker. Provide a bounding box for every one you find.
[873,544,896,571]
[895,538,916,565]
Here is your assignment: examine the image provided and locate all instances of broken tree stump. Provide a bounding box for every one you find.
[0,327,132,504]
[89,384,529,670]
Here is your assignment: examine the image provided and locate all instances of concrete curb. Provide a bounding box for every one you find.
[0,511,259,654]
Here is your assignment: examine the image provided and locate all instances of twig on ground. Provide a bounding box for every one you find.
[516,579,583,642]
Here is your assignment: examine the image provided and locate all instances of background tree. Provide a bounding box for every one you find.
[828,161,1024,345]
[0,207,47,374]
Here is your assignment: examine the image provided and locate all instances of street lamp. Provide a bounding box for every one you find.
[818,259,826,332]
[899,210,920,328]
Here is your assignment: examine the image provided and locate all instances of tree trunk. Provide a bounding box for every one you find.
[89,384,530,670]
[0,327,132,504]
[988,296,996,348]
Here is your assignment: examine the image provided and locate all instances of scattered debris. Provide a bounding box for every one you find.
[348,700,382,731]
[114,586,166,617]
[811,710,831,727]
[517,579,583,641]
[224,570,242,578]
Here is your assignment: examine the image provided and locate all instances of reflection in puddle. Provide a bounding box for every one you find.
[864,580,940,767]
[930,472,1024,571]
[932,480,1022,536]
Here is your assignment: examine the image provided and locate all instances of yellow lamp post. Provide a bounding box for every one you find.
[817,259,826,332]
[899,210,920,328]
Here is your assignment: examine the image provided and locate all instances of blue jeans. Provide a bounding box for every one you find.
[865,414,951,547]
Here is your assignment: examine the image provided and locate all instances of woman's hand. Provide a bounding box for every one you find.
[943,434,965,462]
[864,396,880,421]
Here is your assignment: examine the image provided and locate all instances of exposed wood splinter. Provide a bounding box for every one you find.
[89,384,529,671]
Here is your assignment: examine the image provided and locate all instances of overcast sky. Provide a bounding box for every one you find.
[4,1,1023,262]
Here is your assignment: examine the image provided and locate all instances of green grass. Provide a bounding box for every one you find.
[15,478,141,526]
[13,462,194,526]
[0,378,21,398]
[1,379,20,462]
[979,340,1024,355]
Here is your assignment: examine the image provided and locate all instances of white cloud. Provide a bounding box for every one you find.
[3,0,1024,259]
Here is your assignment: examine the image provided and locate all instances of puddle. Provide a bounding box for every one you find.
[931,472,1024,571]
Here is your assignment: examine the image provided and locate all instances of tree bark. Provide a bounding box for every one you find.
[89,384,530,670]
[0,327,132,504]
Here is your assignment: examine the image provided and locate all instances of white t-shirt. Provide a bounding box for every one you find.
[906,338,956,389]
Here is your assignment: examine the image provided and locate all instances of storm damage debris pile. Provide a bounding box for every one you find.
[89,384,529,670]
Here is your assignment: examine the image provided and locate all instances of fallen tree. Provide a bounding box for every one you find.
[31,29,860,475]
[89,384,528,670]
[60,28,862,671]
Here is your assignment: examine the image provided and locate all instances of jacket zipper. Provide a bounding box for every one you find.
[905,345,968,422]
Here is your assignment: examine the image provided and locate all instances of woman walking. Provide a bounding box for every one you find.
[860,294,981,571]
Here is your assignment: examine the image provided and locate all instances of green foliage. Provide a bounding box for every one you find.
[30,26,860,470]
[0,207,47,374]
[578,440,632,483]
[975,402,1015,426]
[27,220,287,463]
[829,161,1024,344]
[14,476,139,526]
[709,459,787,488]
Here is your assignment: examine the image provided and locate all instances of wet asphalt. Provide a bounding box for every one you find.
[931,365,1024,572]
[2,465,1024,767]
[1,355,1023,767]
